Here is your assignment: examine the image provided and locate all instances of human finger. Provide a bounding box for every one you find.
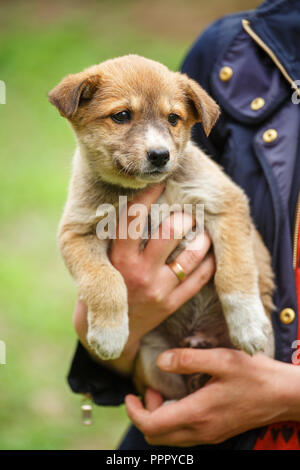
[144,388,164,412]
[163,251,215,312]
[156,347,235,377]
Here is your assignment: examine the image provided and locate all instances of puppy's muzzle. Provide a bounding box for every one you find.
[147,148,170,168]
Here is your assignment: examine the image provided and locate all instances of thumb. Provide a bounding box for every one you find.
[156,348,231,376]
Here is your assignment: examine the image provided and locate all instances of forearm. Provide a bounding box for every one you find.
[95,338,140,377]
[73,299,140,376]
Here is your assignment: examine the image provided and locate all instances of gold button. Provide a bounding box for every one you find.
[280,308,295,324]
[251,97,265,110]
[263,129,278,143]
[219,66,233,82]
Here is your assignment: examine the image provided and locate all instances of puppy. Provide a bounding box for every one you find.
[49,55,275,400]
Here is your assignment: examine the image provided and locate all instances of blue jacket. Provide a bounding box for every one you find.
[181,0,300,365]
[68,0,300,450]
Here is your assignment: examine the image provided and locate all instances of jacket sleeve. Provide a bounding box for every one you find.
[67,341,137,406]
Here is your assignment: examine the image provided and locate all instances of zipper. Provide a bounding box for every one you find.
[294,194,300,269]
[242,18,300,270]
[81,394,93,426]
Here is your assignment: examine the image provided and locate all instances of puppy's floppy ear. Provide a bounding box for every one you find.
[180,74,220,136]
[48,73,99,119]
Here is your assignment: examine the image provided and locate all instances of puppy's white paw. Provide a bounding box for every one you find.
[229,321,270,355]
[87,314,129,360]
[222,293,272,355]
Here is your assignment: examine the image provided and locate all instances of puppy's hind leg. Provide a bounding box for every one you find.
[133,332,187,401]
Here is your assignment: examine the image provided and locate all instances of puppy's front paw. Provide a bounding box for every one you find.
[222,293,272,355]
[87,314,129,360]
[229,321,270,355]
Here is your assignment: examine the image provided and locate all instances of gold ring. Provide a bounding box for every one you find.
[168,260,187,283]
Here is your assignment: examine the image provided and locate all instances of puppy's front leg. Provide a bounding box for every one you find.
[168,145,272,355]
[60,227,128,360]
[205,203,272,355]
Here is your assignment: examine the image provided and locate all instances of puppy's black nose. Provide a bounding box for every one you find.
[147,149,170,167]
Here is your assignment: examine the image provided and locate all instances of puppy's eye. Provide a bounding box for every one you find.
[111,110,131,124]
[168,113,180,126]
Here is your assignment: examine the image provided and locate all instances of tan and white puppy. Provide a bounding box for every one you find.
[49,55,275,399]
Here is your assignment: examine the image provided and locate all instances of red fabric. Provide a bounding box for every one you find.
[254,423,300,450]
[254,217,300,450]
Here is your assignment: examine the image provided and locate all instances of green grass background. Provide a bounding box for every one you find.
[0,0,260,450]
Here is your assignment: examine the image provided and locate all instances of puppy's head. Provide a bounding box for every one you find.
[49,55,220,188]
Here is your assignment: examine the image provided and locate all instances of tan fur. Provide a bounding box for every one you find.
[49,55,275,393]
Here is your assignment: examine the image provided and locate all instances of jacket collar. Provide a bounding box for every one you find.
[249,0,300,83]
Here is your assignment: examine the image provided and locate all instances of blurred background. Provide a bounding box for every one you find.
[0,0,261,450]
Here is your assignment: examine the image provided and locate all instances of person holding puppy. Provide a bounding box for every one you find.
[69,0,300,450]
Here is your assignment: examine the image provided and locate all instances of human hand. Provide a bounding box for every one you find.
[125,348,300,446]
[109,184,215,350]
[74,184,215,374]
